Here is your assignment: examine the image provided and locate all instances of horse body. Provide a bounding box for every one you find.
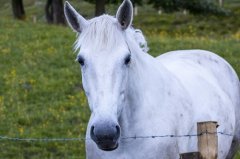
[85,47,239,159]
[64,0,240,158]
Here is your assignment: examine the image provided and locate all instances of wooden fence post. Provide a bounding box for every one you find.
[197,121,218,159]
[180,152,200,159]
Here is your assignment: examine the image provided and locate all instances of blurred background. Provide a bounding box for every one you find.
[0,0,239,158]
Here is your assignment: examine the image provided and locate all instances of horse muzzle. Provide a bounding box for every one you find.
[90,123,120,151]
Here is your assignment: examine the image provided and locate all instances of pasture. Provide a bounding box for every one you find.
[0,0,240,158]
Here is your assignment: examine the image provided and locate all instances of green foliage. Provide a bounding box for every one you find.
[148,0,179,12]
[148,0,229,15]
[182,0,229,15]
[84,0,143,5]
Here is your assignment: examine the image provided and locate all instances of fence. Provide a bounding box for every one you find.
[0,121,233,158]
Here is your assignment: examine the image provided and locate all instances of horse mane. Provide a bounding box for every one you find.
[74,15,149,53]
[133,29,149,53]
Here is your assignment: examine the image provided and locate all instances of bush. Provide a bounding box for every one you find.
[148,0,230,15]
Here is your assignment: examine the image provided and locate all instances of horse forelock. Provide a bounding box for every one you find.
[74,14,149,55]
[74,15,125,52]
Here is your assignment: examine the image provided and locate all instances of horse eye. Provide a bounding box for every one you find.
[124,54,131,65]
[77,56,85,66]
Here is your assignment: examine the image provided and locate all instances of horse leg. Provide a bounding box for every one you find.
[226,137,240,159]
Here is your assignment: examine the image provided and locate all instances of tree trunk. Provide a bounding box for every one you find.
[219,0,223,7]
[132,0,135,8]
[52,0,65,25]
[132,0,138,16]
[45,0,53,23]
[11,0,25,20]
[45,0,65,25]
[95,0,106,16]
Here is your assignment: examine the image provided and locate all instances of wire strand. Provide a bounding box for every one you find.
[0,132,233,142]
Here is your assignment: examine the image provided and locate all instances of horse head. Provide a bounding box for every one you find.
[64,0,135,151]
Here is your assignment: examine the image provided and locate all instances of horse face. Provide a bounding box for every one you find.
[65,0,133,151]
[78,43,130,150]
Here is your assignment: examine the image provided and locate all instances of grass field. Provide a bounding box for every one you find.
[0,0,240,158]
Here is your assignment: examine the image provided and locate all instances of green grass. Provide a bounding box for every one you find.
[0,0,240,158]
[0,19,89,159]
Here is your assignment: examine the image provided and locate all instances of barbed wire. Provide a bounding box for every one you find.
[121,131,233,139]
[0,131,233,142]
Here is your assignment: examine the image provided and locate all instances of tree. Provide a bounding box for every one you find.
[110,0,143,7]
[148,0,228,15]
[84,0,106,16]
[11,0,25,20]
[218,0,223,7]
[85,0,143,16]
[45,0,65,25]
[148,0,179,12]
[95,0,106,16]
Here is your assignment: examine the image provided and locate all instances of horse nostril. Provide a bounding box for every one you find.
[90,125,97,141]
[116,125,120,135]
[114,125,120,141]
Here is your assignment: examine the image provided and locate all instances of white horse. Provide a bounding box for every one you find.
[64,0,240,158]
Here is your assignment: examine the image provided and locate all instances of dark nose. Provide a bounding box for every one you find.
[90,123,120,151]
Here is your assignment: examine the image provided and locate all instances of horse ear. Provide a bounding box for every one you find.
[116,0,133,30]
[64,1,88,33]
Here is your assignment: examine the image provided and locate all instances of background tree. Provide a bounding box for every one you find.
[45,0,65,25]
[148,0,228,15]
[110,0,143,7]
[85,0,142,16]
[95,0,106,16]
[11,0,25,20]
[218,0,223,7]
[84,0,106,16]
